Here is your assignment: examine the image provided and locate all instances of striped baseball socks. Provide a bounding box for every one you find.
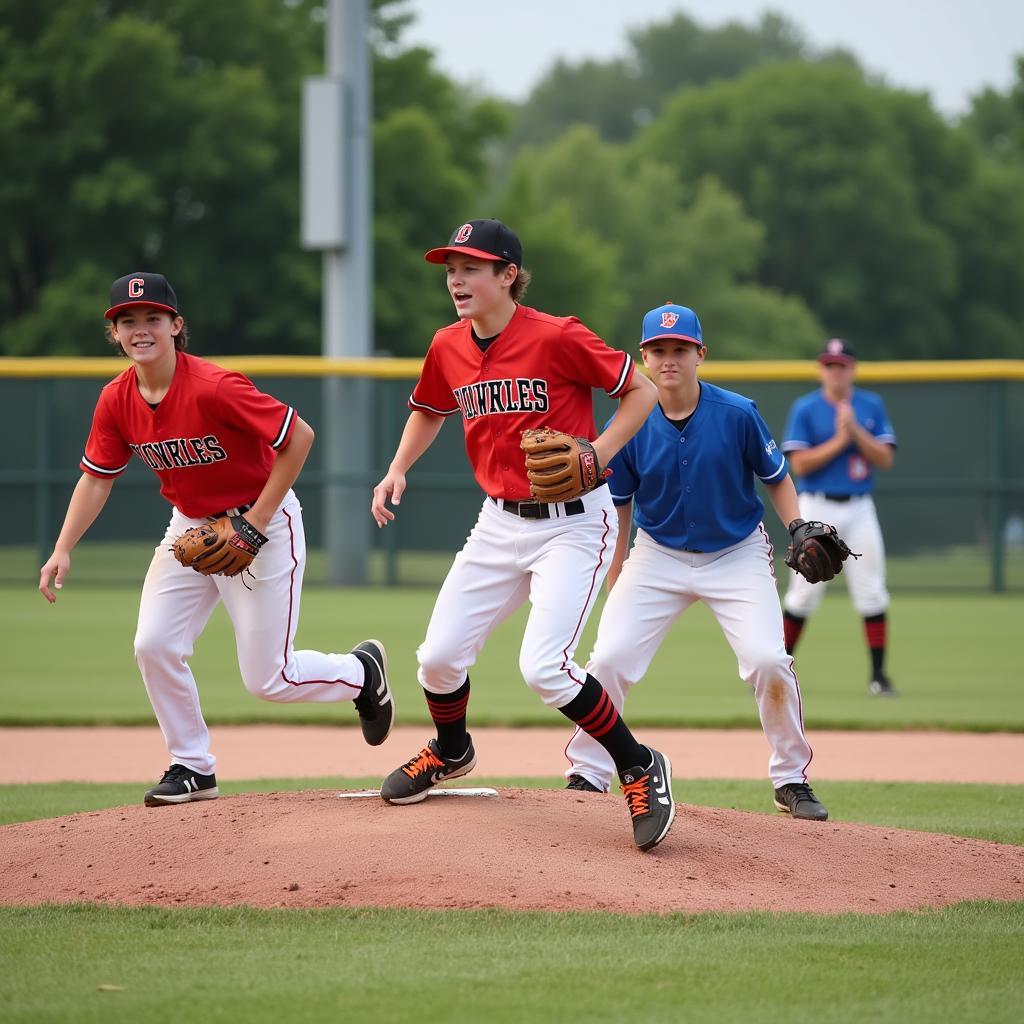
[557,674,647,772]
[864,613,888,676]
[425,677,471,758]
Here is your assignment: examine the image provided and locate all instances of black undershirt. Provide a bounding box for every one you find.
[662,383,701,432]
[472,327,500,352]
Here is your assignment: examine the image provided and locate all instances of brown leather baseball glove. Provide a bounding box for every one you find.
[172,514,268,577]
[784,519,859,583]
[521,427,604,504]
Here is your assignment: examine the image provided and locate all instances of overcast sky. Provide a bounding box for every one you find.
[402,0,1023,117]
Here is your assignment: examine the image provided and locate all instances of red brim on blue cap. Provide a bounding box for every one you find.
[104,300,178,320]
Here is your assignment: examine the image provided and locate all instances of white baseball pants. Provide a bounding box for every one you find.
[416,489,616,708]
[783,493,889,617]
[566,525,813,790]
[134,491,365,775]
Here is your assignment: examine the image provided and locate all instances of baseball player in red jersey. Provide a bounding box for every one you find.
[370,219,676,851]
[38,272,394,805]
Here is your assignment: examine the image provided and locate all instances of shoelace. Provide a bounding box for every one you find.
[352,685,373,716]
[159,764,192,784]
[401,746,445,780]
[621,774,651,817]
[785,783,815,802]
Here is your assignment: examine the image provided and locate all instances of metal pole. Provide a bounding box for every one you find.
[322,0,372,584]
[989,380,1006,593]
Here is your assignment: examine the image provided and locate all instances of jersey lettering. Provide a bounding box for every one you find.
[129,435,228,472]
[453,377,550,421]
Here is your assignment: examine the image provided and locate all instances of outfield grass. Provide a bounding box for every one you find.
[1,901,1021,1024]
[6,584,1022,729]
[6,540,1024,589]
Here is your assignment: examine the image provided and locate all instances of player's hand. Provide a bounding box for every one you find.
[834,401,855,438]
[371,470,407,528]
[39,550,71,604]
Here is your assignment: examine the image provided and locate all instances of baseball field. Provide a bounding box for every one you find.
[2,582,1022,1022]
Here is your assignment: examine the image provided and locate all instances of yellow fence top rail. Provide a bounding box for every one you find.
[1,356,1023,382]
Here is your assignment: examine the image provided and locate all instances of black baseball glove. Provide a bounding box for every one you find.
[784,519,859,583]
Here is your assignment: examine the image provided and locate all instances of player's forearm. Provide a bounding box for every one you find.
[389,411,445,474]
[765,475,801,528]
[593,373,657,467]
[606,502,633,591]
[52,474,114,553]
[850,426,895,470]
[247,417,315,531]
[787,434,848,477]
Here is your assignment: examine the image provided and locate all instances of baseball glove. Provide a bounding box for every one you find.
[172,514,268,577]
[784,518,859,584]
[521,427,604,504]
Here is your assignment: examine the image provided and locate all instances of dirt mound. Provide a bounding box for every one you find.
[2,789,1021,914]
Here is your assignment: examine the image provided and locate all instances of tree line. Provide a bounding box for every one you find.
[2,0,1022,360]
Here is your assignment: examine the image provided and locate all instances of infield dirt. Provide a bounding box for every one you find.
[2,787,1022,914]
[4,725,1022,915]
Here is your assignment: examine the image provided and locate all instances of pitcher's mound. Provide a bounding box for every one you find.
[2,789,1021,913]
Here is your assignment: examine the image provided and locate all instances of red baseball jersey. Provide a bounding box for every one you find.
[409,304,634,500]
[81,351,296,518]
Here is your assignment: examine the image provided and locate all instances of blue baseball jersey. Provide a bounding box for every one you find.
[607,382,788,553]
[782,388,896,496]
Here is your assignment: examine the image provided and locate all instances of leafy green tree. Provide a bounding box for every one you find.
[634,62,975,358]
[510,11,857,147]
[0,0,504,357]
[960,57,1024,163]
[0,0,323,356]
[499,125,822,356]
[371,29,508,354]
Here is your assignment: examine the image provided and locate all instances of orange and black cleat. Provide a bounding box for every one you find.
[619,747,675,851]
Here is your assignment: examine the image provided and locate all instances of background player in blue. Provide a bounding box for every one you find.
[564,303,838,820]
[781,339,898,696]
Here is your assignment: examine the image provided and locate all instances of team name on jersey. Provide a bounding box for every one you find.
[453,378,549,421]
[129,435,228,471]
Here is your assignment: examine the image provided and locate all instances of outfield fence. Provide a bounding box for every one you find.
[2,357,1023,591]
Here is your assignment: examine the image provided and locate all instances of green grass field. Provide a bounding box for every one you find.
[6,583,1022,729]
[4,580,1022,1021]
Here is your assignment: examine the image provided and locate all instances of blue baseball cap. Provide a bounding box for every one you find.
[640,302,703,347]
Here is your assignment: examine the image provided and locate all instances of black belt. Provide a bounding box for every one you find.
[207,501,254,521]
[821,494,854,503]
[490,496,586,519]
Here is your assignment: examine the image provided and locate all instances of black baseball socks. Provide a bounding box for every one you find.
[557,674,648,772]
[425,677,471,758]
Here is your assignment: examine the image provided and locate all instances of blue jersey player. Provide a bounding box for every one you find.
[781,338,898,696]
[564,303,839,821]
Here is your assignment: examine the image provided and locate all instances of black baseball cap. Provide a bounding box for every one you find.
[105,272,179,320]
[424,219,523,266]
[818,338,857,365]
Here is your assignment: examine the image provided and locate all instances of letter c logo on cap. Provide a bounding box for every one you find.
[128,278,146,298]
[455,223,473,243]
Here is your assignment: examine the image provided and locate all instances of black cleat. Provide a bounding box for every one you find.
[868,672,897,697]
[566,774,603,792]
[774,782,829,821]
[619,747,675,851]
[351,639,395,745]
[380,736,477,804]
[144,763,219,807]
